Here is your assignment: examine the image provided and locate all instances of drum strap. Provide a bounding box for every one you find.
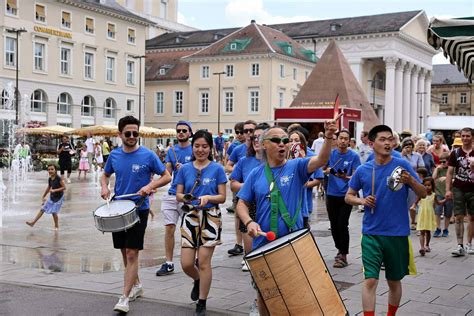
[264,164,301,237]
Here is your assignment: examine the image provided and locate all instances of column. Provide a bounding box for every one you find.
[402,62,412,132]
[417,69,426,134]
[410,65,419,134]
[384,57,397,128]
[349,58,364,83]
[366,62,374,101]
[394,60,405,132]
[424,71,432,131]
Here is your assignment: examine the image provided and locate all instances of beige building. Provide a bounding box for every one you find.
[0,0,151,138]
[144,21,316,134]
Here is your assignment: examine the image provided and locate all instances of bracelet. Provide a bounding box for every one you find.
[245,219,254,227]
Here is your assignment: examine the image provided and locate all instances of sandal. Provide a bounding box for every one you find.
[333,258,348,268]
[419,249,425,256]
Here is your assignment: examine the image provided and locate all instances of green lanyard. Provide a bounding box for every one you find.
[264,163,301,238]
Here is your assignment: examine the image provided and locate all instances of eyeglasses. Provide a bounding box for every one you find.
[265,137,290,144]
[124,131,139,138]
[243,128,255,134]
[252,135,260,142]
[176,129,188,134]
[235,131,243,135]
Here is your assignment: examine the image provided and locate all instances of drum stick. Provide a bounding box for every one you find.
[257,231,276,241]
[371,166,375,214]
[114,193,141,199]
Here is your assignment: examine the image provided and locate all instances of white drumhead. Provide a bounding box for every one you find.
[95,200,136,217]
[247,229,308,258]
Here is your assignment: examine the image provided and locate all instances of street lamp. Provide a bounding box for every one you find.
[213,71,226,134]
[6,27,27,126]
[130,55,146,125]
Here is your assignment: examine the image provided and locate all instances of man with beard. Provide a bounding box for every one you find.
[324,129,361,268]
[156,120,193,276]
[57,136,75,183]
[101,116,171,313]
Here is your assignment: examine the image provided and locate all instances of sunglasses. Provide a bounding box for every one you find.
[265,137,290,144]
[440,160,447,163]
[124,131,139,138]
[235,131,243,135]
[252,135,261,142]
[243,128,255,134]
[176,129,188,134]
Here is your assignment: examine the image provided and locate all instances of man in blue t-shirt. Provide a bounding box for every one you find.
[214,131,225,164]
[156,120,193,277]
[226,122,244,162]
[345,125,426,316]
[323,129,361,268]
[101,116,171,313]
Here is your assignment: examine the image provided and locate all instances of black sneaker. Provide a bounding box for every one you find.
[156,262,174,276]
[191,279,200,301]
[194,303,206,316]
[227,244,243,256]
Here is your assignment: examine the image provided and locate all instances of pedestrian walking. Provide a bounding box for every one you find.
[414,177,438,256]
[432,152,452,237]
[57,136,75,184]
[78,145,89,179]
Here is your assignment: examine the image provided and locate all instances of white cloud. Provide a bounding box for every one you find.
[177,11,188,24]
[432,52,450,65]
[224,0,316,26]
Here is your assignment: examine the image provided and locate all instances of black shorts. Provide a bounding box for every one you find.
[112,210,149,250]
[59,160,72,174]
[239,202,256,233]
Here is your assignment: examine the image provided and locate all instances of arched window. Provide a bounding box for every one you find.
[1,90,10,109]
[57,93,72,114]
[371,71,386,90]
[103,97,116,118]
[81,95,95,116]
[31,89,47,112]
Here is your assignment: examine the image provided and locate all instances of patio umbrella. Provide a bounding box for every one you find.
[139,127,176,138]
[70,125,118,137]
[18,125,74,136]
[428,17,474,82]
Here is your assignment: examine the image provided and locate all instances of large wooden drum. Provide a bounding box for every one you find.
[245,229,348,316]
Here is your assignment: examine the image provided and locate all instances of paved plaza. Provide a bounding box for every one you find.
[0,170,473,315]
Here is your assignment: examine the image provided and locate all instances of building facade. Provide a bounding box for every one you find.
[0,0,150,133]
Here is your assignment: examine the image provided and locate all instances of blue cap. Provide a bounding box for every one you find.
[176,120,193,135]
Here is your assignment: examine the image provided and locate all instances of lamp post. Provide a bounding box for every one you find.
[6,28,27,126]
[213,71,226,134]
[130,55,146,125]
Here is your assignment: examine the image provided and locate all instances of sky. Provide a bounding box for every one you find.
[176,0,474,64]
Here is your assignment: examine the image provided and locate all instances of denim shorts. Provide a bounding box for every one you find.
[434,194,453,217]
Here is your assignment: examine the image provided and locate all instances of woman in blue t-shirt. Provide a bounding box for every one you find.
[175,130,227,315]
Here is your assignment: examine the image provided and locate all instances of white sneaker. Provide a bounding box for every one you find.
[451,245,466,257]
[128,284,144,301]
[242,262,250,272]
[67,178,71,184]
[466,243,474,255]
[241,259,245,266]
[114,295,129,313]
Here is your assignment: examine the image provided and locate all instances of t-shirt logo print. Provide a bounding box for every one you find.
[387,166,404,191]
[280,174,293,187]
[202,177,215,186]
[132,164,141,173]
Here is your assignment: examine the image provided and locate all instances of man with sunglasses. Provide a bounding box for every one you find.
[225,120,257,256]
[101,116,171,313]
[226,122,245,163]
[156,120,194,276]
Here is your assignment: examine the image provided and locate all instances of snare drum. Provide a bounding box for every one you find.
[93,200,139,233]
[245,229,348,316]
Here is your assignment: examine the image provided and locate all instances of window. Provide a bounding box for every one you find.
[201,65,209,79]
[293,68,297,80]
[126,60,135,85]
[57,93,71,114]
[225,65,234,78]
[128,28,136,44]
[224,91,234,113]
[85,17,94,34]
[249,90,259,113]
[441,93,448,104]
[34,42,45,71]
[126,99,134,112]
[230,43,237,50]
[81,95,95,116]
[35,4,46,23]
[60,47,71,75]
[61,11,71,29]
[6,0,18,15]
[84,52,94,79]
[279,91,284,107]
[1,89,12,110]
[31,90,47,113]
[156,92,164,114]
[107,23,116,39]
[5,37,16,67]
[200,91,209,114]
[160,0,167,19]
[106,56,116,82]
[174,91,183,114]
[460,93,467,104]
[224,129,232,135]
[159,68,166,75]
[104,98,116,118]
[251,63,260,77]
[280,64,285,78]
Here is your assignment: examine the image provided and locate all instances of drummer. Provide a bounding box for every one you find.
[345,125,426,316]
[100,116,171,314]
[236,116,340,316]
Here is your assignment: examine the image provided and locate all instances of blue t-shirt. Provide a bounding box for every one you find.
[165,144,192,195]
[214,136,224,152]
[230,156,261,183]
[367,150,401,162]
[104,146,166,211]
[226,141,241,157]
[238,158,311,249]
[349,157,420,236]
[327,149,361,196]
[175,161,227,209]
[229,143,248,163]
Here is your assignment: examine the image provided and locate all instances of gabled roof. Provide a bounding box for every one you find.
[184,22,316,63]
[432,64,470,85]
[290,40,379,128]
[145,49,197,81]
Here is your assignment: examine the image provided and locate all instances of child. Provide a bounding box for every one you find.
[415,177,439,256]
[26,164,65,230]
[432,152,452,237]
[78,145,89,179]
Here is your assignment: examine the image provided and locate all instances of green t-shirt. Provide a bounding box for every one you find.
[434,167,448,197]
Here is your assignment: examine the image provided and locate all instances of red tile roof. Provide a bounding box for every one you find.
[145,49,197,81]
